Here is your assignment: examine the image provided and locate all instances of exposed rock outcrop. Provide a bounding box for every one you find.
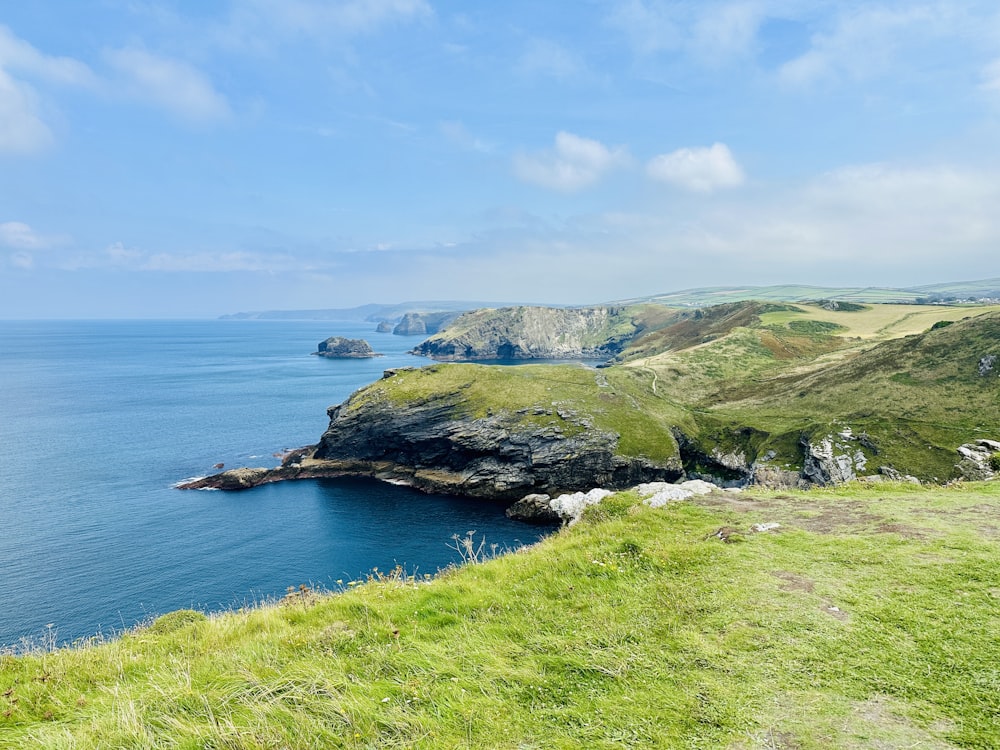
[182,382,684,498]
[314,337,380,358]
[412,306,641,361]
[801,433,868,486]
[979,354,997,376]
[375,321,393,333]
[955,439,1000,480]
[310,388,683,499]
[505,494,559,524]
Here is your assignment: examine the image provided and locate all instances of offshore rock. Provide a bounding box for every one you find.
[314,337,380,358]
[375,321,393,333]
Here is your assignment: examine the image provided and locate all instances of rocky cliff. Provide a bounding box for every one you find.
[392,311,463,336]
[181,363,685,498]
[411,306,651,361]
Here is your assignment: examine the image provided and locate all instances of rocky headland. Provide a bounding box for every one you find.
[313,337,381,358]
[412,305,649,361]
[182,305,1000,508]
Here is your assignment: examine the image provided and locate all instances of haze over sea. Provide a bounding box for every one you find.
[0,320,549,649]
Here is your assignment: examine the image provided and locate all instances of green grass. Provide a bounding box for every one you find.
[344,362,693,463]
[3,482,999,748]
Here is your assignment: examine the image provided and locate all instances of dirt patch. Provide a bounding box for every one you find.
[873,522,928,539]
[795,504,884,534]
[821,602,850,621]
[771,571,815,593]
[846,695,958,749]
[733,729,803,749]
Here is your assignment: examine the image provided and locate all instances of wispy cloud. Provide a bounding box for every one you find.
[513,131,629,191]
[778,5,949,86]
[0,70,52,154]
[0,25,97,86]
[517,38,585,79]
[646,143,744,192]
[1,221,68,269]
[439,120,493,153]
[607,0,762,64]
[224,0,432,46]
[0,25,97,153]
[0,221,64,249]
[104,47,231,124]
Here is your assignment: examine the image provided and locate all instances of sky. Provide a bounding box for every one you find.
[1,0,1000,318]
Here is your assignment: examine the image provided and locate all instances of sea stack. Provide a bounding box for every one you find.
[314,337,381,358]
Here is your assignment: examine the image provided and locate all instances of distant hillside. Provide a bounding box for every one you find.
[412,305,676,360]
[615,276,1000,307]
[220,277,1000,322]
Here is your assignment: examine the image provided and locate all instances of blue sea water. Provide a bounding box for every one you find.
[0,320,552,649]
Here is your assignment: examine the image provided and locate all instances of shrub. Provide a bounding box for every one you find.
[990,453,1000,472]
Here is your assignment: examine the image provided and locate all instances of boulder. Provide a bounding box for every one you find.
[505,494,559,524]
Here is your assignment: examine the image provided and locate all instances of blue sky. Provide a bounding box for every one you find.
[2,1,999,317]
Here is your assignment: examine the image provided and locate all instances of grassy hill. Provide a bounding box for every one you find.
[3,482,998,748]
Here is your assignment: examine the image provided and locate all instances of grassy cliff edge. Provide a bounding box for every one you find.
[2,482,999,748]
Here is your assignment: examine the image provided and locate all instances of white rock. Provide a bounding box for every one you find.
[678,479,719,495]
[750,522,781,533]
[550,488,612,523]
[644,486,694,508]
[633,481,673,497]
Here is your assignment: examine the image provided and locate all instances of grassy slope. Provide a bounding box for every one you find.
[617,305,1000,478]
[345,363,693,462]
[3,482,999,748]
[350,303,999,479]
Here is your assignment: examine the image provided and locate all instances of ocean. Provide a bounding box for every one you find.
[0,320,552,649]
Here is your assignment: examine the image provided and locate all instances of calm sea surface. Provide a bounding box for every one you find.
[0,320,552,648]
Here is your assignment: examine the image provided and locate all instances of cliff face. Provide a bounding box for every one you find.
[393,311,463,336]
[412,306,642,361]
[310,383,683,499]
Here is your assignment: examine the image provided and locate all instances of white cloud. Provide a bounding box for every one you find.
[665,162,1000,266]
[0,70,52,153]
[0,221,54,249]
[607,0,763,63]
[0,25,97,153]
[0,25,97,87]
[517,39,585,79]
[646,143,745,192]
[514,132,629,191]
[778,5,947,86]
[104,48,231,124]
